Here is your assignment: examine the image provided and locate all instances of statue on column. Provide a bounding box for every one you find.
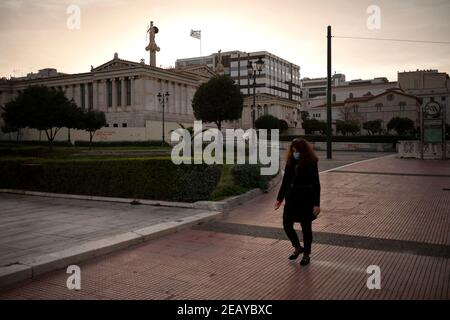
[145,21,160,67]
[215,49,224,75]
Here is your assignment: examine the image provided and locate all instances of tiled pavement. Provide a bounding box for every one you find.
[0,155,449,299]
[0,194,215,267]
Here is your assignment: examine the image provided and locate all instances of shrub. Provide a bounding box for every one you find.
[255,115,281,130]
[230,164,277,191]
[279,135,417,143]
[0,158,221,202]
[73,140,170,147]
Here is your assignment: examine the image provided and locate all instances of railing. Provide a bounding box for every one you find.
[397,140,449,159]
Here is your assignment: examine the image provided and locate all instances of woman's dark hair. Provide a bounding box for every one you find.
[286,138,319,166]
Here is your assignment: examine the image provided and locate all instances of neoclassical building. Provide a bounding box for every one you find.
[0,53,217,142]
[0,22,305,142]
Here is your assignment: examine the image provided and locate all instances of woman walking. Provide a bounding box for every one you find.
[275,138,321,266]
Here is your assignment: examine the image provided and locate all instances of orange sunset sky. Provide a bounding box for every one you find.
[1,0,449,81]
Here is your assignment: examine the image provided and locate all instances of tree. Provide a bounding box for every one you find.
[387,117,415,136]
[279,119,289,133]
[302,118,328,135]
[362,119,383,135]
[255,115,281,130]
[192,75,243,131]
[1,100,27,143]
[2,86,76,150]
[64,100,85,144]
[336,119,360,136]
[300,111,310,122]
[82,110,106,148]
[1,124,19,142]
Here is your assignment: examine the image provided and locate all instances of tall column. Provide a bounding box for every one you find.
[131,76,136,110]
[141,76,146,110]
[177,83,182,115]
[181,84,186,115]
[99,79,107,112]
[111,78,117,112]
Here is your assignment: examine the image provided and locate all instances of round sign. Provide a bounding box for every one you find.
[423,101,441,118]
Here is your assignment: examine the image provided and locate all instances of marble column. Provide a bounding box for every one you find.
[130,76,136,111]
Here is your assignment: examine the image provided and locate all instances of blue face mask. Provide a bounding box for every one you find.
[293,152,301,160]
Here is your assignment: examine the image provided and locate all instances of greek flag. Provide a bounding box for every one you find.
[190,30,201,40]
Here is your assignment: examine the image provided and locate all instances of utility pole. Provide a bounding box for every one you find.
[326,25,333,159]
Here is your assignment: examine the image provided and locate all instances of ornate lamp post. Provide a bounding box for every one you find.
[157,91,170,142]
[247,57,265,128]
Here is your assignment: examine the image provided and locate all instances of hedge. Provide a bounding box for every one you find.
[230,164,277,191]
[279,135,419,143]
[74,140,170,147]
[0,158,221,202]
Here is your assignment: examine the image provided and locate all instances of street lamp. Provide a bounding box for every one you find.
[247,57,264,128]
[157,91,170,142]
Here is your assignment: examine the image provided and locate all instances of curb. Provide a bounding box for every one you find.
[0,173,281,290]
[0,171,282,214]
[0,210,220,290]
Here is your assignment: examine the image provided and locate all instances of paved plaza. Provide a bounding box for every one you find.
[0,195,217,267]
[0,153,449,299]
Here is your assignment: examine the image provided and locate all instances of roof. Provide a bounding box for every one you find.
[312,88,420,108]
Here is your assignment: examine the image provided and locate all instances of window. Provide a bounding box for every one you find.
[113,123,118,128]
[387,94,394,101]
[105,124,110,127]
[442,96,446,101]
[349,93,354,99]
[353,104,359,112]
[376,103,383,112]
[107,81,112,107]
[332,94,336,102]
[116,79,121,106]
[122,123,127,128]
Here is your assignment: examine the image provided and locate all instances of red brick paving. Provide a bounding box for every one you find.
[0,156,449,300]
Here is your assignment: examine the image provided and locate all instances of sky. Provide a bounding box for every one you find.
[0,0,449,81]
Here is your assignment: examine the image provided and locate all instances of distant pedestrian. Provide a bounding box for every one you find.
[275,138,321,266]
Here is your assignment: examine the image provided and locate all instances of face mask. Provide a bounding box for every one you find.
[293,152,301,160]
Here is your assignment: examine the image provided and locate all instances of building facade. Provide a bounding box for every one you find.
[0,53,216,142]
[176,50,302,101]
[310,88,421,133]
[300,73,346,99]
[398,69,450,124]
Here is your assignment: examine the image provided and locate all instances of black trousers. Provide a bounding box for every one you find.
[283,216,313,255]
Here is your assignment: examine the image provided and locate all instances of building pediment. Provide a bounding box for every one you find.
[92,59,142,73]
[173,65,216,80]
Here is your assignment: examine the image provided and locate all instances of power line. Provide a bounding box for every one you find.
[333,35,450,45]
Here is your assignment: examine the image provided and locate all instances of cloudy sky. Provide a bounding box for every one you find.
[1,0,449,81]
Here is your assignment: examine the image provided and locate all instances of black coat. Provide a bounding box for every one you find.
[277,160,321,222]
